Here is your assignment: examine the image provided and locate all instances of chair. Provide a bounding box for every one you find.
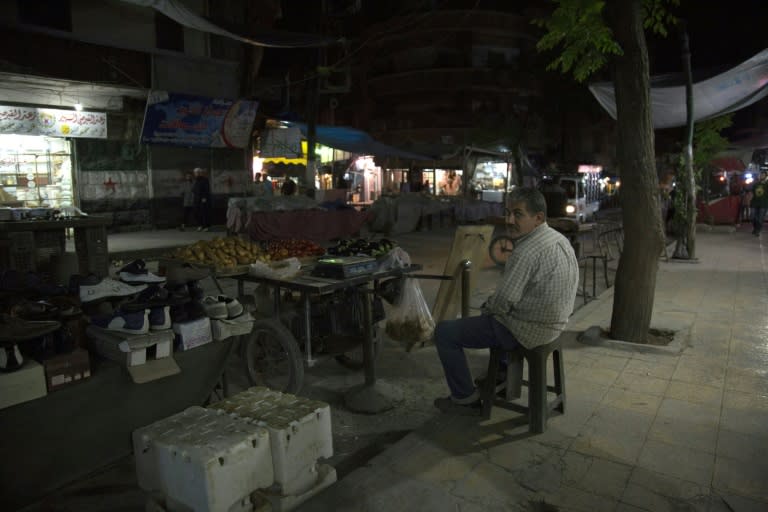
[480,337,566,433]
[578,224,623,303]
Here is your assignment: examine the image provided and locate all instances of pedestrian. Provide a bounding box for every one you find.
[262,173,274,197]
[179,172,194,231]
[192,167,211,232]
[750,172,768,236]
[432,187,579,415]
[281,178,297,196]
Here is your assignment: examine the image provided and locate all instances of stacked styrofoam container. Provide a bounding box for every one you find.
[133,406,273,512]
[208,387,336,511]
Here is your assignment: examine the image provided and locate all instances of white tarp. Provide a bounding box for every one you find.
[589,49,768,129]
[119,0,336,48]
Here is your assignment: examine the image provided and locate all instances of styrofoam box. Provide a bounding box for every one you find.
[173,317,213,351]
[0,359,47,410]
[133,406,273,512]
[210,314,254,342]
[87,326,173,367]
[208,387,333,496]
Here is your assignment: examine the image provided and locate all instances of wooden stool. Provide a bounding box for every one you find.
[480,338,566,433]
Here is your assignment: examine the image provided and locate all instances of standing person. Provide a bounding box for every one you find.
[750,172,768,236]
[192,167,211,232]
[432,187,579,415]
[262,173,274,197]
[179,172,195,231]
[281,177,297,196]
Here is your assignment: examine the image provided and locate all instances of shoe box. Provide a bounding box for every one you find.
[42,348,91,392]
[210,313,254,341]
[0,359,48,410]
[173,317,213,351]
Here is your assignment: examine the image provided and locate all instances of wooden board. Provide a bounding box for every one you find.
[431,224,495,324]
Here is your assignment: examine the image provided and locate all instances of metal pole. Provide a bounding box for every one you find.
[460,259,471,318]
[361,290,375,385]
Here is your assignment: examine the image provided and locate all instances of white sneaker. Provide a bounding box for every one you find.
[217,295,244,319]
[201,296,228,319]
[80,277,147,303]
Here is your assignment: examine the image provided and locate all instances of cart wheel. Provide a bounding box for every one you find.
[244,318,304,394]
[489,234,515,267]
[334,324,381,370]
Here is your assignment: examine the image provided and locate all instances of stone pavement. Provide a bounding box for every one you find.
[298,226,768,512]
[29,223,768,511]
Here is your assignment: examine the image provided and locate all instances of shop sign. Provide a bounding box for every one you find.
[0,105,107,138]
[140,91,258,148]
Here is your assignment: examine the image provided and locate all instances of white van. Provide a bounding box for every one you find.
[556,173,601,223]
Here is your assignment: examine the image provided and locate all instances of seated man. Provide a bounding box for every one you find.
[433,187,579,415]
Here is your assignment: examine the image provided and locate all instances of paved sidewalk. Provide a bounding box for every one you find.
[298,228,768,512]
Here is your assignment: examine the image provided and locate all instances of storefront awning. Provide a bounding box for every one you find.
[710,157,746,171]
[290,123,432,160]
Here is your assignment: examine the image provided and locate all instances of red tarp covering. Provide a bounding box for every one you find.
[247,209,370,242]
[710,157,746,171]
[697,195,741,225]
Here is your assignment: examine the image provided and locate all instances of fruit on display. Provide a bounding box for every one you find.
[265,239,325,260]
[326,238,397,257]
[168,237,268,268]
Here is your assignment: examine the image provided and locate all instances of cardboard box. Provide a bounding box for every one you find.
[43,348,91,392]
[87,326,173,367]
[0,359,47,410]
[172,317,213,351]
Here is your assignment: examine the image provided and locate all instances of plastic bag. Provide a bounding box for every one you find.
[377,247,412,272]
[385,277,435,348]
[249,257,301,279]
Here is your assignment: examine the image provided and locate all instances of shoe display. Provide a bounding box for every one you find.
[79,276,147,303]
[187,282,205,301]
[433,396,482,416]
[89,309,149,335]
[120,285,188,312]
[9,300,61,321]
[217,295,244,319]
[201,296,228,319]
[165,263,210,285]
[148,306,171,331]
[0,314,61,342]
[118,259,166,284]
[0,270,69,297]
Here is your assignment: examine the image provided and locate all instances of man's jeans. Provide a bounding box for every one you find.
[434,315,520,401]
[753,207,767,234]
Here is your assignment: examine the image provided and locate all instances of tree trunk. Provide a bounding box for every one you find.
[674,26,697,259]
[607,0,665,342]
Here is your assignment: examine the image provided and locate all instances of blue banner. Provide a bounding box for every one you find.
[140,91,258,148]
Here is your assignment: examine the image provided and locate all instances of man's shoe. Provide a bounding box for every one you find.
[201,296,228,319]
[0,314,61,342]
[78,276,147,303]
[165,264,210,286]
[119,259,166,284]
[148,306,171,330]
[121,285,188,312]
[217,295,244,319]
[433,396,482,416]
[90,309,149,334]
[0,344,24,372]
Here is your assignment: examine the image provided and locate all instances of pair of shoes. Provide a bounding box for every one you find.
[119,259,166,284]
[78,276,147,303]
[0,344,24,372]
[201,295,244,319]
[165,263,210,286]
[90,309,149,334]
[120,285,189,312]
[433,396,482,416]
[196,226,203,232]
[170,301,207,324]
[0,314,61,342]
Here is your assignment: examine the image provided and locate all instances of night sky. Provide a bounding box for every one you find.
[648,0,766,74]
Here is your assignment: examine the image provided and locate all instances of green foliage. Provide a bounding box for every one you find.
[692,114,733,172]
[642,0,680,36]
[533,0,679,82]
[533,0,621,82]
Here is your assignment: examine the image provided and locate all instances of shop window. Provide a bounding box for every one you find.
[155,12,184,52]
[17,0,71,31]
